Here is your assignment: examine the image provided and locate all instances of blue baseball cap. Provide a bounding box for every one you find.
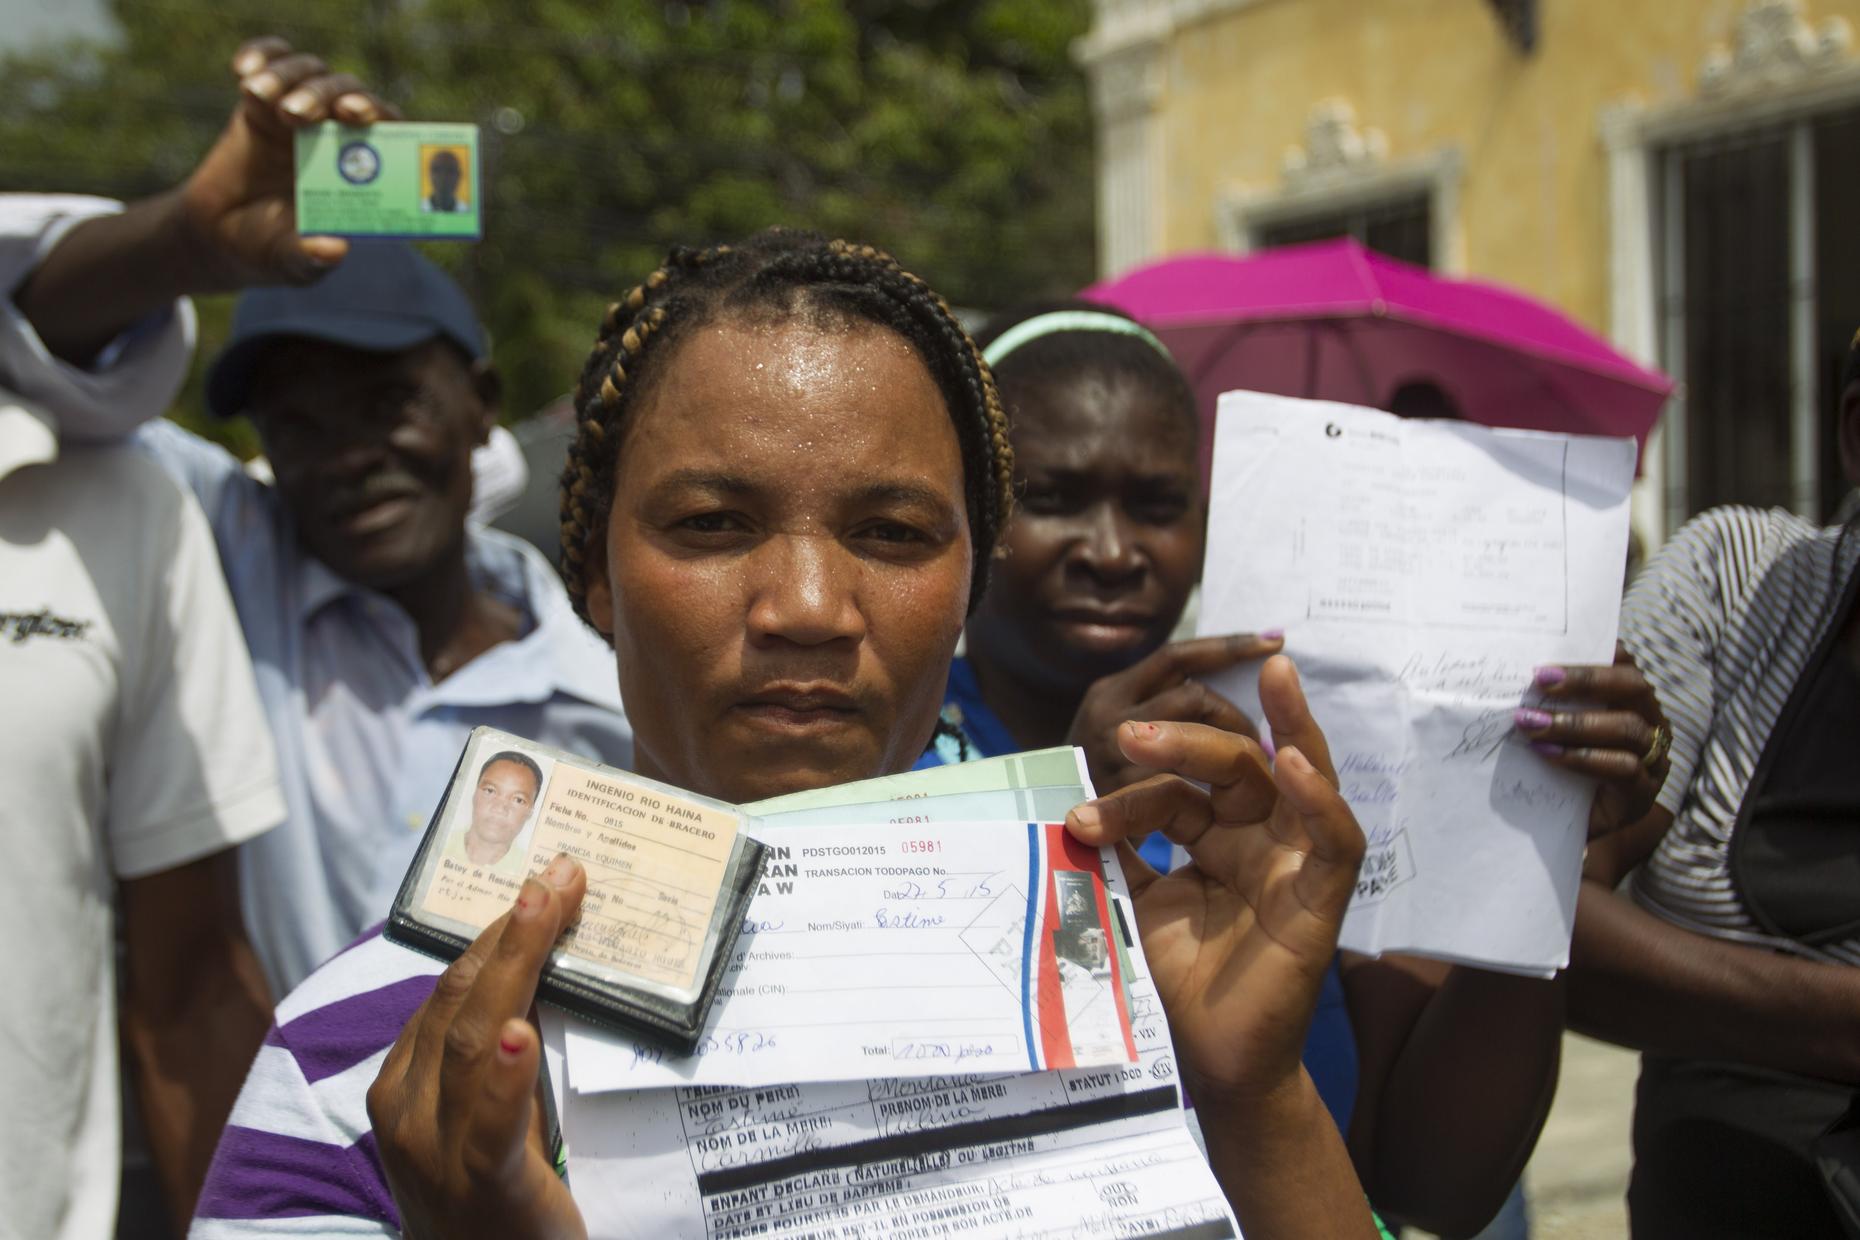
[205,241,489,419]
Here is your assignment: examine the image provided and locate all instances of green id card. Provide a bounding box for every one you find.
[294,122,481,240]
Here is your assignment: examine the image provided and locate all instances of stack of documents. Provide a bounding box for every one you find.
[1196,392,1636,976]
[539,750,1245,1239]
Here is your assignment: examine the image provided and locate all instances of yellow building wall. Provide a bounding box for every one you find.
[1154,0,1860,335]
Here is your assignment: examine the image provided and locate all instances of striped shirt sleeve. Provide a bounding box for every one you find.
[1619,507,1754,817]
[191,933,441,1238]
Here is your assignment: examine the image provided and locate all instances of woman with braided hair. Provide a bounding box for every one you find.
[193,228,1379,1239]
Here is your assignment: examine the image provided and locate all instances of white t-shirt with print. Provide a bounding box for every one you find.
[0,406,285,1240]
[0,195,284,1240]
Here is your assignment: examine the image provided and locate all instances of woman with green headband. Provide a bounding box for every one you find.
[926,300,1272,812]
[918,297,1365,1132]
[930,300,1665,1237]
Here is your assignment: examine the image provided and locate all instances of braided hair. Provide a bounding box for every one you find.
[560,229,1015,635]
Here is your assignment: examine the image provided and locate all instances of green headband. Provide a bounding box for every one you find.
[981,309,1174,368]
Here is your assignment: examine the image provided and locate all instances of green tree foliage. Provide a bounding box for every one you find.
[0,0,1096,449]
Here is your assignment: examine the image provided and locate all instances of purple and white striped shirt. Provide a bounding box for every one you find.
[191,930,440,1237]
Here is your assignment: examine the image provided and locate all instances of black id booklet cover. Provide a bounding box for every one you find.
[387,726,766,1052]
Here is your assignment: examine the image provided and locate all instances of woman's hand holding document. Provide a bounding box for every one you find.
[1196,391,1662,975]
[1064,659,1379,1240]
[1064,657,1363,1105]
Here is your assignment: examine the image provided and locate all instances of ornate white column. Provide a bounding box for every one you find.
[1076,1,1171,277]
[1600,101,1666,548]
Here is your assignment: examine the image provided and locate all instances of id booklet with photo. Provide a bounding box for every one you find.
[387,726,767,1052]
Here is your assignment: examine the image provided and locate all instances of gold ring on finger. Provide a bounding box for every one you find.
[1643,722,1673,770]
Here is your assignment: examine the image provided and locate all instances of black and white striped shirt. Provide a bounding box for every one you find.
[1624,503,1860,962]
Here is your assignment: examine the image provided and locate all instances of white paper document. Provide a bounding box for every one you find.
[562,820,1142,1092]
[555,844,1240,1240]
[1197,392,1636,975]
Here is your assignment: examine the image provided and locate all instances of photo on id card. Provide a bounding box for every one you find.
[388,726,766,1051]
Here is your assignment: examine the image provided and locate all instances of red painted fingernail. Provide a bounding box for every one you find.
[514,878,544,919]
[1534,666,1566,688]
[499,1030,525,1059]
[1530,740,1565,757]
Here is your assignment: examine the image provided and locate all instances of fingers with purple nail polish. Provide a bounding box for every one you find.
[1514,707,1553,732]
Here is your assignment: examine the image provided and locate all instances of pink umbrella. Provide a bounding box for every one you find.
[1082,238,1672,472]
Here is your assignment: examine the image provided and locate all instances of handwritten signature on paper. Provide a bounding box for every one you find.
[872,908,948,929]
[1494,778,1577,812]
[1395,650,1527,699]
[1446,707,1520,762]
[1341,776,1399,807]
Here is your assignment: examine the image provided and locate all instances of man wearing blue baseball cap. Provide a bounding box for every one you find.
[128,241,634,995]
[13,72,632,996]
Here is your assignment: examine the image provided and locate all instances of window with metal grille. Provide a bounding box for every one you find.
[1657,106,1860,526]
[1254,193,1433,268]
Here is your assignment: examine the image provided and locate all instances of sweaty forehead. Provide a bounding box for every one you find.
[619,317,961,486]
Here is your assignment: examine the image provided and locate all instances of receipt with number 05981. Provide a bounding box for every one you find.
[559,819,1142,1093]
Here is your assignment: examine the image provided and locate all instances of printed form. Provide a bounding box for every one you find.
[551,836,1238,1240]
[561,821,1141,1090]
[545,757,1243,1239]
[1197,392,1636,975]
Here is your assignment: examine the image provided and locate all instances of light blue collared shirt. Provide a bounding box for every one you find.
[135,420,633,993]
[0,196,629,992]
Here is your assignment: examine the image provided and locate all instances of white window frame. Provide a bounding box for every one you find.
[1604,14,1860,546]
[1216,148,1466,275]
